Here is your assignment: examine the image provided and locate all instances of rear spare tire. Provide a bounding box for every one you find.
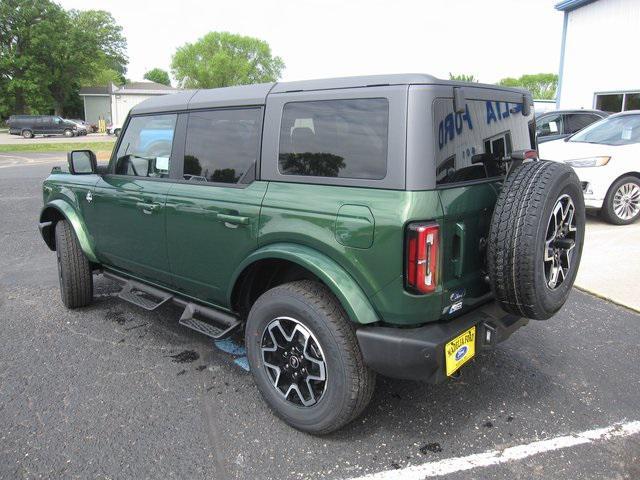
[487,160,585,320]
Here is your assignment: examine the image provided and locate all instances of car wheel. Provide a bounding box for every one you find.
[64,129,74,137]
[601,176,640,225]
[114,128,121,137]
[487,161,585,320]
[22,129,33,139]
[55,220,93,308]
[245,280,376,434]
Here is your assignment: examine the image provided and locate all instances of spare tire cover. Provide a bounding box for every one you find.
[487,160,585,320]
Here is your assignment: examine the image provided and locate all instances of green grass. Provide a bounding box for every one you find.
[0,141,115,154]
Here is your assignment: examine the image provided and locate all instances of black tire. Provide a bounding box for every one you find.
[22,129,33,139]
[55,220,93,308]
[114,128,121,137]
[487,161,585,320]
[63,129,74,137]
[600,176,640,225]
[245,280,376,434]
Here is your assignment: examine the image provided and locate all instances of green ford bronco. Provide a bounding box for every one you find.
[39,75,585,434]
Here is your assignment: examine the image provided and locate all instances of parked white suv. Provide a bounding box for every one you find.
[539,111,640,225]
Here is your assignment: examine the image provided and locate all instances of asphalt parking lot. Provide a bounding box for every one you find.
[1,153,639,479]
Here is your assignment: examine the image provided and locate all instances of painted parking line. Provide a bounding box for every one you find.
[350,420,640,480]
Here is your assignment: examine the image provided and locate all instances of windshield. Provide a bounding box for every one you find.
[570,114,640,145]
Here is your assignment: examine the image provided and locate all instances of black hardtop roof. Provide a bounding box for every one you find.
[131,74,532,115]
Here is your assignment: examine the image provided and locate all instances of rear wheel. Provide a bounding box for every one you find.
[22,129,33,139]
[55,220,93,308]
[487,161,585,320]
[601,176,640,225]
[245,280,375,434]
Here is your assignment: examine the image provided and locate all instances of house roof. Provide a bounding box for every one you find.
[79,85,111,95]
[79,81,179,97]
[555,0,598,12]
[113,81,178,95]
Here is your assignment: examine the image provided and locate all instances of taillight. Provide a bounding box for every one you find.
[405,222,439,294]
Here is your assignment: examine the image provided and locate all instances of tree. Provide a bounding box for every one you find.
[0,0,65,115]
[0,1,127,117]
[144,68,171,86]
[449,73,478,83]
[171,32,284,89]
[47,9,127,114]
[497,73,558,100]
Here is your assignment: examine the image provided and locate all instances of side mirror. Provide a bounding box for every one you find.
[68,150,97,175]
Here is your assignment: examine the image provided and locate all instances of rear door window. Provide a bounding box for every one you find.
[564,113,600,134]
[182,108,261,184]
[537,114,563,137]
[278,98,389,179]
[434,98,534,185]
[114,114,177,177]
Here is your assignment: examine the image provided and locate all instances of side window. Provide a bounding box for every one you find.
[564,113,599,134]
[278,98,389,179]
[114,114,177,177]
[537,114,563,137]
[183,108,261,184]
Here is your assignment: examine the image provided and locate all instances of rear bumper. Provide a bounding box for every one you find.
[356,301,528,383]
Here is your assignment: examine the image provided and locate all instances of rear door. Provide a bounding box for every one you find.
[165,107,267,306]
[88,113,179,285]
[432,95,535,316]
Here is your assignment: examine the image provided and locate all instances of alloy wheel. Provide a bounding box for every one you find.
[260,316,327,407]
[613,182,640,221]
[544,194,577,289]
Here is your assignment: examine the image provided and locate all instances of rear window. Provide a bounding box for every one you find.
[434,98,535,185]
[278,98,389,179]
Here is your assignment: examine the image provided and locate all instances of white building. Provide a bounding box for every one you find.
[79,81,179,126]
[556,0,640,111]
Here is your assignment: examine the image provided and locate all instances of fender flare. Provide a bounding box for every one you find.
[39,200,99,263]
[228,243,379,325]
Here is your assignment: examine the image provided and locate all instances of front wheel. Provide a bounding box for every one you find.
[55,220,93,308]
[22,129,33,139]
[114,128,121,137]
[601,176,640,225]
[63,129,74,137]
[245,280,375,435]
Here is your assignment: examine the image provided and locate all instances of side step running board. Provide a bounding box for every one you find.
[177,302,240,340]
[104,271,241,340]
[117,280,173,311]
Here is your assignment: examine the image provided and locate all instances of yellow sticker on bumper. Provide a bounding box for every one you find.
[445,326,476,376]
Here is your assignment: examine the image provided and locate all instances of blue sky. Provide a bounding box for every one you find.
[58,0,563,84]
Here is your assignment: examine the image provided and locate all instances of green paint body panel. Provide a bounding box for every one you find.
[229,243,379,324]
[165,181,268,305]
[89,175,173,285]
[335,204,375,249]
[258,183,445,325]
[41,173,100,263]
[40,171,499,327]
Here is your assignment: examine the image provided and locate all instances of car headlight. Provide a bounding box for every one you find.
[564,156,611,167]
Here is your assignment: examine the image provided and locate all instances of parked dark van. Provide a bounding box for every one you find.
[7,115,79,139]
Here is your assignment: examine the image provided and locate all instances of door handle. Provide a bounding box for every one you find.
[136,202,161,215]
[217,213,249,225]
